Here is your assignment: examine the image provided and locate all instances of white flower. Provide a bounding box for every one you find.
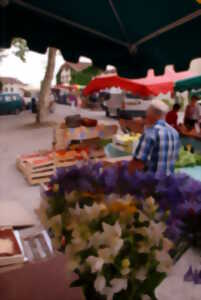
[98,248,114,263]
[101,278,128,300]
[141,295,151,300]
[90,232,104,248]
[110,278,128,293]
[136,267,147,281]
[101,222,123,256]
[86,256,104,273]
[83,203,106,221]
[145,221,166,247]
[155,250,172,273]
[110,236,124,256]
[94,275,106,293]
[102,222,122,238]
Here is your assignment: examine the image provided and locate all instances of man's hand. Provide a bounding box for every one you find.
[128,159,145,174]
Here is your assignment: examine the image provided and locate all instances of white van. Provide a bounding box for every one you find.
[103,87,125,117]
[103,87,149,119]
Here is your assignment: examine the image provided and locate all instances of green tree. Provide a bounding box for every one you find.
[71,66,102,86]
[0,81,3,92]
[12,38,29,62]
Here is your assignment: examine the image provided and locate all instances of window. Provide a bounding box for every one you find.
[10,87,14,92]
[5,96,11,102]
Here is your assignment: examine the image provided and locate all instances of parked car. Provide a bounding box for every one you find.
[0,93,24,115]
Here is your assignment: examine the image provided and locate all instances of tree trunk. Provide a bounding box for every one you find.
[36,47,57,124]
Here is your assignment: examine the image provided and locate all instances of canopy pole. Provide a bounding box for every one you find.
[108,0,129,42]
[12,0,129,49]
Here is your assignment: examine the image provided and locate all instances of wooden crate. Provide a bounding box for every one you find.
[17,148,106,185]
[16,153,40,175]
[16,150,52,175]
[24,157,55,185]
[54,150,84,168]
[17,152,55,185]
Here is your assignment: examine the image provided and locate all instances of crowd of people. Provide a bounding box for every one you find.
[166,95,201,132]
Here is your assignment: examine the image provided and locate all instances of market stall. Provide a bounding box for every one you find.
[16,116,118,185]
[83,68,195,98]
[2,1,201,299]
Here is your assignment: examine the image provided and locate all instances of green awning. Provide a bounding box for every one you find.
[190,89,201,98]
[1,1,201,77]
[175,75,201,92]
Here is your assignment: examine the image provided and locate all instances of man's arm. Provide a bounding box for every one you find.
[128,130,154,173]
[128,158,145,173]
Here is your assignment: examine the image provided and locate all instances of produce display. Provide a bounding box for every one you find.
[53,122,118,150]
[175,147,201,168]
[113,133,141,154]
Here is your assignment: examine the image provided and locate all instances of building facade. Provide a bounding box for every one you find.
[0,77,26,96]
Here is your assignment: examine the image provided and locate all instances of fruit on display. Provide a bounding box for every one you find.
[113,133,141,153]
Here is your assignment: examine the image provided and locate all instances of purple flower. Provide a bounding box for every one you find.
[184,266,194,282]
[193,270,201,284]
[184,267,201,284]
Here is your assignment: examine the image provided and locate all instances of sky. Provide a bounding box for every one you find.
[0,47,91,88]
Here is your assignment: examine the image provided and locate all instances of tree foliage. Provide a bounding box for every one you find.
[71,66,102,86]
[12,38,29,62]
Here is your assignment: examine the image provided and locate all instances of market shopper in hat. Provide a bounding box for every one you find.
[129,99,180,175]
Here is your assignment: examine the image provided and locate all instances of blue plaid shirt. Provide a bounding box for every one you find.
[133,120,180,174]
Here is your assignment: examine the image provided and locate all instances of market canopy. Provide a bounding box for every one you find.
[83,67,195,97]
[1,1,201,77]
[83,75,148,97]
[175,75,201,92]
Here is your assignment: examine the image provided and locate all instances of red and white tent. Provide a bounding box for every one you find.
[83,67,195,98]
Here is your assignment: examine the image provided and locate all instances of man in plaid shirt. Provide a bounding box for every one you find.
[130,99,180,174]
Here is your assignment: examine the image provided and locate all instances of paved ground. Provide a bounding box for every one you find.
[0,105,116,227]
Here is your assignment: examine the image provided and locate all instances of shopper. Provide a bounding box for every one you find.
[166,103,181,130]
[129,99,180,175]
